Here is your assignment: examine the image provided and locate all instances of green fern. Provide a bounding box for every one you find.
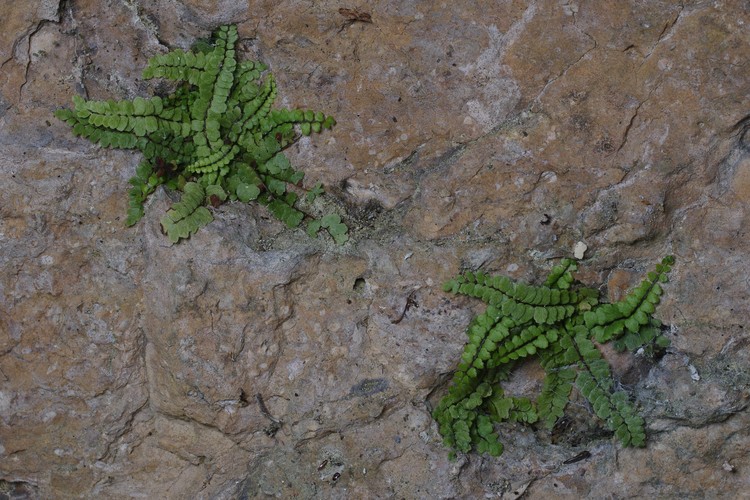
[159,182,213,243]
[433,256,675,457]
[56,25,346,244]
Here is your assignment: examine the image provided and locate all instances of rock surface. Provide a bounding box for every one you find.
[1,0,749,498]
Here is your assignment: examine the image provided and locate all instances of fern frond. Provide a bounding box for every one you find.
[536,367,575,429]
[315,214,349,245]
[509,397,538,424]
[265,196,305,228]
[544,258,577,289]
[143,49,209,83]
[55,24,345,243]
[613,318,670,355]
[588,256,674,343]
[159,182,213,243]
[434,256,675,457]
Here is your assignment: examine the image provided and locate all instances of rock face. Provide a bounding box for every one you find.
[1,1,749,497]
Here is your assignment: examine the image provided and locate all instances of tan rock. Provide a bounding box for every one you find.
[1,1,748,498]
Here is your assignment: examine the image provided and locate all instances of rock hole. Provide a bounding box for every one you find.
[0,480,38,498]
[353,277,366,293]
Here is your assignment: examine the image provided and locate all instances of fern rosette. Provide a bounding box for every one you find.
[434,256,674,457]
[56,25,345,243]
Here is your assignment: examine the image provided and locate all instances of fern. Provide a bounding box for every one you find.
[159,182,213,243]
[433,256,674,457]
[55,25,347,244]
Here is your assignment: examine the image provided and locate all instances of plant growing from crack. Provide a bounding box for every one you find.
[433,256,675,457]
[55,25,347,244]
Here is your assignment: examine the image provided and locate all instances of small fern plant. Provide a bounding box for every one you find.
[433,256,675,457]
[55,25,347,244]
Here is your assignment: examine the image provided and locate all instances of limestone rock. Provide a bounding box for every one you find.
[1,1,748,498]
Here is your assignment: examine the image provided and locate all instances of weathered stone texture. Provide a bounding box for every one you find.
[1,0,749,498]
